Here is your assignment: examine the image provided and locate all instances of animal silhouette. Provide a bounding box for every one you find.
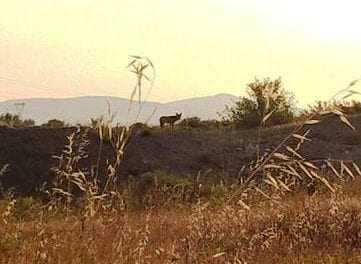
[159,113,182,130]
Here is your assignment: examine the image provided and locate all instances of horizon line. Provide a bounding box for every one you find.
[0,92,239,104]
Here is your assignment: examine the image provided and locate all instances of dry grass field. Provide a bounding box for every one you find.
[1,112,361,263]
[2,180,361,263]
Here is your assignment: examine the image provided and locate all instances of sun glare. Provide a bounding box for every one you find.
[271,0,361,41]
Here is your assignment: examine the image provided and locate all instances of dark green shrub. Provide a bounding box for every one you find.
[179,117,202,128]
[42,119,65,128]
[139,129,152,137]
[300,100,361,120]
[179,117,223,130]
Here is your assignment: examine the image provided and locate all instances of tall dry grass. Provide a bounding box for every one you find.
[2,181,361,263]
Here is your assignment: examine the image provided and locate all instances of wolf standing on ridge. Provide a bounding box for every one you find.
[159,113,182,130]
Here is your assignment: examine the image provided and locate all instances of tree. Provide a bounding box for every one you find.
[223,77,295,129]
[0,113,36,127]
[0,113,19,127]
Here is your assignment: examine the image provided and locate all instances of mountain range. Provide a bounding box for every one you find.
[0,93,238,125]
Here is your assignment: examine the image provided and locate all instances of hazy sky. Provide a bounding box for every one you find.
[0,0,361,106]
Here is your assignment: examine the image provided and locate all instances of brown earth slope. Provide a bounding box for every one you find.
[1,114,361,195]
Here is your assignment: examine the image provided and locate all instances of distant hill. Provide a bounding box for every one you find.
[0,93,238,125]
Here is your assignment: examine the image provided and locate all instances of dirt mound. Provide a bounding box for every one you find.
[1,114,361,195]
[0,127,114,195]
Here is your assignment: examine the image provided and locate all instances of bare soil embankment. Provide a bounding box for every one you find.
[1,114,361,194]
